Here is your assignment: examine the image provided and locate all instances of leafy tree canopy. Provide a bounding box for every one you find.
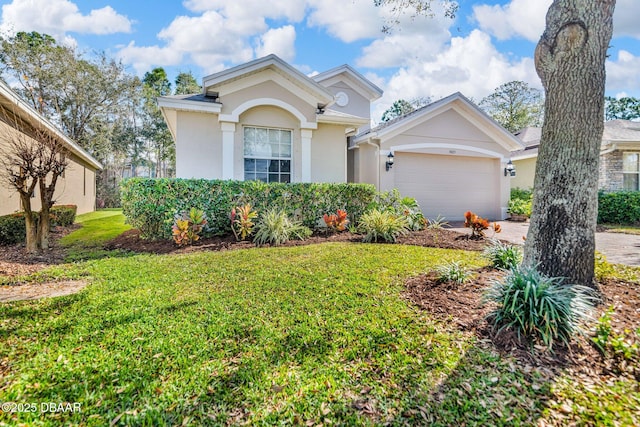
[175,71,200,95]
[479,81,544,133]
[605,96,640,121]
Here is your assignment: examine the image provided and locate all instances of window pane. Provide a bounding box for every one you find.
[244,158,255,172]
[269,160,280,172]
[256,173,268,182]
[281,130,291,144]
[244,171,256,181]
[269,129,279,143]
[280,140,291,157]
[280,160,290,173]
[623,153,639,172]
[280,174,291,183]
[269,173,279,182]
[255,159,269,172]
[623,173,639,191]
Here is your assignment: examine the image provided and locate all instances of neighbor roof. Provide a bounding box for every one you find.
[0,80,102,170]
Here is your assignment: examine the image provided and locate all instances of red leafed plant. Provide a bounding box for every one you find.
[172,207,207,246]
[464,211,501,239]
[230,204,258,241]
[323,209,349,232]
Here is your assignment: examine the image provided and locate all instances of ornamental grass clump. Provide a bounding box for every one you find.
[483,239,523,270]
[436,261,473,285]
[359,208,409,243]
[484,266,596,350]
[253,208,312,246]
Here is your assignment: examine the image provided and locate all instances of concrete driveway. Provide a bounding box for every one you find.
[449,221,640,267]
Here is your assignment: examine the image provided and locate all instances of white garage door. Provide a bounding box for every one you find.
[394,152,500,221]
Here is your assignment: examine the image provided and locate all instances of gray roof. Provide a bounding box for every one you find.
[158,93,221,104]
[603,119,640,142]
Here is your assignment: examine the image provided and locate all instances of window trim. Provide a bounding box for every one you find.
[622,151,640,191]
[243,126,293,183]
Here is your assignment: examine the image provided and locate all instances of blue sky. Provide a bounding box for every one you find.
[1,0,639,122]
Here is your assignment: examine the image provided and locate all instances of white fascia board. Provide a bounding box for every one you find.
[511,151,539,161]
[0,81,102,170]
[317,114,369,126]
[157,97,222,114]
[202,54,334,105]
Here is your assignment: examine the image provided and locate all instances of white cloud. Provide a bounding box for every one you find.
[371,30,541,122]
[472,0,551,42]
[606,50,640,94]
[0,0,131,41]
[255,26,296,62]
[183,0,306,22]
[306,0,382,43]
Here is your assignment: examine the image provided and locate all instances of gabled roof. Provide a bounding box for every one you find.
[0,80,102,170]
[312,64,383,102]
[202,54,334,105]
[355,92,523,152]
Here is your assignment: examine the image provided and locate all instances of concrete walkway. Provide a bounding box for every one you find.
[449,221,640,267]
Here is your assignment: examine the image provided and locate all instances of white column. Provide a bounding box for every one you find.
[220,122,236,180]
[301,129,313,182]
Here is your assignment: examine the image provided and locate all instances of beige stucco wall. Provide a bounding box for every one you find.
[220,75,317,123]
[175,111,221,179]
[310,123,347,183]
[353,143,379,187]
[511,157,536,190]
[0,136,97,216]
[321,81,371,122]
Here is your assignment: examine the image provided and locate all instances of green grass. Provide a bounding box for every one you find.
[60,209,131,261]
[601,223,640,235]
[0,243,557,426]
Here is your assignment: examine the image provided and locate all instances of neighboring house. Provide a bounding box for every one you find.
[0,81,102,216]
[353,93,523,220]
[512,120,640,191]
[159,55,523,221]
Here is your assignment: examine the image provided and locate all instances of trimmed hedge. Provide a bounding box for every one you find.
[0,204,78,245]
[120,178,378,240]
[598,191,640,224]
[50,205,77,227]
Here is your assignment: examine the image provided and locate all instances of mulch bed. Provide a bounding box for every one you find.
[404,269,640,379]
[105,227,489,255]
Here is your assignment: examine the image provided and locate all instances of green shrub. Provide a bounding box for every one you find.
[436,261,473,284]
[507,198,532,216]
[0,213,28,245]
[598,191,640,224]
[50,205,77,227]
[427,215,449,229]
[120,179,377,240]
[371,190,426,231]
[510,188,533,201]
[359,209,409,243]
[592,306,639,368]
[483,239,522,270]
[253,208,312,246]
[484,266,596,349]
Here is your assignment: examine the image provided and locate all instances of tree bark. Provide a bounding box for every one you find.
[20,193,38,254]
[524,0,616,289]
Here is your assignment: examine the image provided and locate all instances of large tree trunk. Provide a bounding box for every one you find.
[524,0,615,289]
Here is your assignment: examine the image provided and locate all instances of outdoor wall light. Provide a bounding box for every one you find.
[386,152,395,171]
[504,159,516,177]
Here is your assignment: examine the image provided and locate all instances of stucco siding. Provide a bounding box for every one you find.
[310,124,347,183]
[175,111,221,179]
[322,81,371,121]
[220,77,316,123]
[0,149,97,216]
[511,157,536,190]
[354,143,378,187]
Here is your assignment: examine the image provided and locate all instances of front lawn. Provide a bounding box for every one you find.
[0,243,550,426]
[60,209,131,261]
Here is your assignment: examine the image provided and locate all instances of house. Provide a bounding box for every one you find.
[0,81,102,216]
[511,121,640,191]
[158,54,523,221]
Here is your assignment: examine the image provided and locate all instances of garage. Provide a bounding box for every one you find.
[352,93,524,221]
[394,152,500,221]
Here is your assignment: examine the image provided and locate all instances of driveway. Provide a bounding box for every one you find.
[449,221,640,267]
